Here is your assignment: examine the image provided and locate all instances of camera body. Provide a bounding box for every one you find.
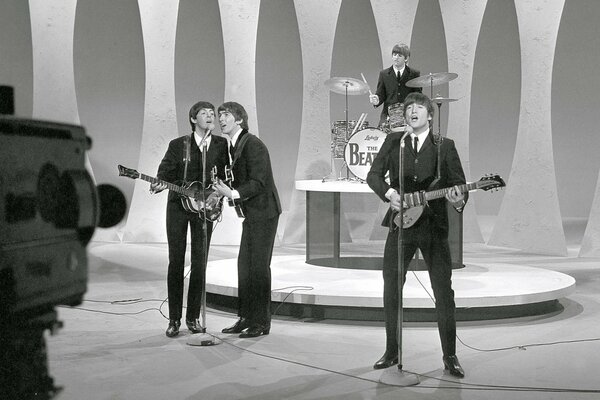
[0,115,93,320]
[0,85,125,398]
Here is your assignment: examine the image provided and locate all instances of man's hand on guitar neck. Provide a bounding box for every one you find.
[150,182,167,194]
[446,185,466,211]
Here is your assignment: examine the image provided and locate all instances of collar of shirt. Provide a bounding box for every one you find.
[230,128,243,147]
[194,130,212,149]
[393,65,405,77]
[411,128,430,152]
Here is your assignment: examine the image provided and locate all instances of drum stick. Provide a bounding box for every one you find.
[351,112,367,136]
[361,73,373,96]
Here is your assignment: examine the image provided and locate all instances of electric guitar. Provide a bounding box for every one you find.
[393,174,505,229]
[117,164,223,221]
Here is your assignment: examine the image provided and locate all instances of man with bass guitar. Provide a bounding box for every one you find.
[150,101,229,338]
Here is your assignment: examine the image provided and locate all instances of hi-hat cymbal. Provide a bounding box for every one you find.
[405,72,458,88]
[432,95,458,103]
[325,77,369,95]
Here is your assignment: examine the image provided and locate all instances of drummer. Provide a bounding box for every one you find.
[369,43,422,128]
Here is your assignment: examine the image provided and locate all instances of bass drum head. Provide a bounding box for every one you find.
[344,127,387,180]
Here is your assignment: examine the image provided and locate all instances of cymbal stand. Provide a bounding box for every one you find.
[434,95,443,136]
[341,81,350,180]
[423,73,434,98]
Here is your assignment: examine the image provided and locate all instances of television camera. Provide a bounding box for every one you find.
[0,85,126,399]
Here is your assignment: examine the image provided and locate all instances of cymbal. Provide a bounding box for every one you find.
[325,77,369,95]
[432,95,458,103]
[405,72,458,88]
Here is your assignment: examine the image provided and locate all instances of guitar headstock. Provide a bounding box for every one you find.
[117,164,140,180]
[476,174,506,192]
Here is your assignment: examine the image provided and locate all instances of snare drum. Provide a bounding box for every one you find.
[331,120,368,159]
[343,127,387,180]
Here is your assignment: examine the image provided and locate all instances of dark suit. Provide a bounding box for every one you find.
[156,133,229,322]
[230,129,281,326]
[367,131,466,358]
[373,65,422,126]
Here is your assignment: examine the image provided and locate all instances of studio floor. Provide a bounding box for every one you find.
[47,218,600,400]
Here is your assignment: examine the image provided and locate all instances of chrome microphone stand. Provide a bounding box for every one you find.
[380,130,419,386]
[188,131,221,346]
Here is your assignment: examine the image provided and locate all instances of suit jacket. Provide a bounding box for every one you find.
[230,130,281,222]
[374,65,422,125]
[366,131,466,234]
[157,133,229,205]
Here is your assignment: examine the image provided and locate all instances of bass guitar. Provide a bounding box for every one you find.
[117,164,223,221]
[394,174,505,229]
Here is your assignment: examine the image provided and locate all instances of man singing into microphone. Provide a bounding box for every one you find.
[367,92,467,377]
[150,101,229,338]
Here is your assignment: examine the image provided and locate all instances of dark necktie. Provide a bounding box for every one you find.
[229,143,235,161]
[397,69,402,83]
[413,136,419,153]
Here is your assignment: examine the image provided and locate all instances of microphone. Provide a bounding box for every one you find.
[200,129,211,148]
[400,130,410,148]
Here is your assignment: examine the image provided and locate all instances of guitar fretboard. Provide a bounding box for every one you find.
[422,182,479,202]
[139,174,195,197]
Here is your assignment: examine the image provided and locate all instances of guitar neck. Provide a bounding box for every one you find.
[138,174,195,197]
[414,182,478,202]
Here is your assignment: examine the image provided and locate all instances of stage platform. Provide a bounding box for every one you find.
[206,254,576,322]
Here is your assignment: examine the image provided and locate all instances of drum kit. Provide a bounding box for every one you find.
[323,71,459,181]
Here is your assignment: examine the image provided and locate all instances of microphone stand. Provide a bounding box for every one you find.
[188,129,221,347]
[380,130,419,385]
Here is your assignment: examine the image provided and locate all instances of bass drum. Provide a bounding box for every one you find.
[343,127,387,181]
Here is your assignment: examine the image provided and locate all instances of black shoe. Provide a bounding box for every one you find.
[239,323,270,338]
[186,319,205,334]
[373,353,399,370]
[443,355,465,378]
[165,320,180,338]
[221,318,250,334]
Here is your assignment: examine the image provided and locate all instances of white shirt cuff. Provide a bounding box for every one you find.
[385,188,397,200]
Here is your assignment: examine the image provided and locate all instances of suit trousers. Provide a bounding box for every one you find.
[237,215,279,325]
[166,202,212,321]
[382,218,457,357]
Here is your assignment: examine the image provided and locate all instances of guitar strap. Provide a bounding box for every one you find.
[427,134,443,190]
[226,132,251,218]
[231,131,250,169]
[182,134,191,183]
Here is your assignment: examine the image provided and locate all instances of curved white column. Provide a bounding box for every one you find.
[489,0,566,255]
[439,0,488,243]
[218,0,260,133]
[29,0,98,228]
[123,0,180,242]
[210,0,261,245]
[370,0,419,67]
[29,0,79,124]
[281,0,342,244]
[580,173,600,257]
